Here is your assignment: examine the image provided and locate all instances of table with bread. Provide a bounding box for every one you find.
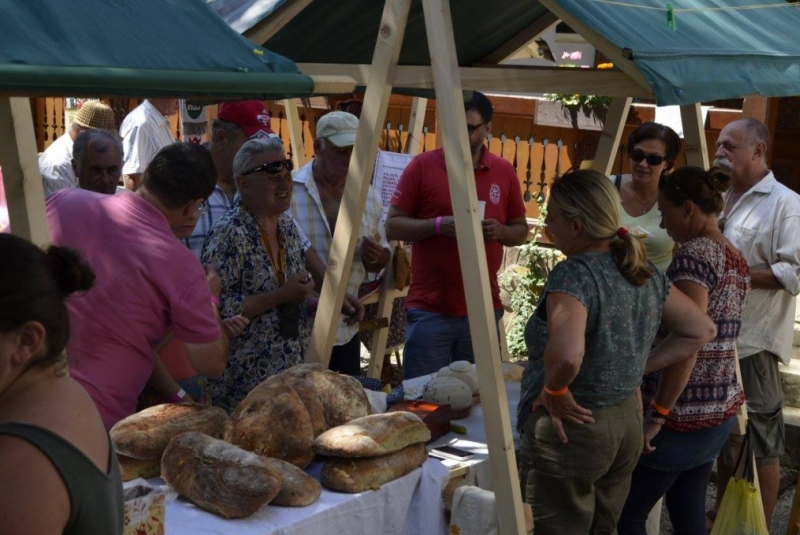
[115,363,450,535]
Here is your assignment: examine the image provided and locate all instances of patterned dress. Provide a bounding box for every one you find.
[642,237,750,430]
[201,203,312,413]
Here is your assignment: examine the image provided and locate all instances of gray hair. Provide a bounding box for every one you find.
[72,130,123,174]
[737,117,771,154]
[232,137,285,177]
[211,118,243,148]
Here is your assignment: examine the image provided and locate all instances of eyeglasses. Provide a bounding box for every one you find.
[629,148,665,166]
[197,202,209,216]
[467,122,486,135]
[241,159,293,177]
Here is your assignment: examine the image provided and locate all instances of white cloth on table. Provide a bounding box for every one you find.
[149,457,448,535]
[450,486,498,535]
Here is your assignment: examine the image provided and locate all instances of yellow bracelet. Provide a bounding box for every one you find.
[544,385,569,396]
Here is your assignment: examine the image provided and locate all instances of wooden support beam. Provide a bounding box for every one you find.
[741,96,770,124]
[308,74,357,95]
[306,0,412,367]
[421,0,527,533]
[297,63,653,98]
[680,103,709,169]
[406,97,428,155]
[365,245,399,379]
[539,0,653,94]
[284,99,309,169]
[477,12,559,65]
[592,97,632,176]
[243,0,314,45]
[0,96,49,245]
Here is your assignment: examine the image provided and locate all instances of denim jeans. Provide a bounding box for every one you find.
[402,307,504,380]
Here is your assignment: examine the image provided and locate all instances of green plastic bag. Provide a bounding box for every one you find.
[710,424,768,535]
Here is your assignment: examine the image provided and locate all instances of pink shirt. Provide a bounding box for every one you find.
[47,189,221,427]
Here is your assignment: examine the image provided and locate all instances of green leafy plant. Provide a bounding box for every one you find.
[502,198,563,359]
[545,51,613,109]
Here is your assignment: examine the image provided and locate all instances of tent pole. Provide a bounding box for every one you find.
[592,97,632,176]
[285,99,309,169]
[680,104,709,169]
[406,97,427,156]
[0,96,49,245]
[421,0,527,533]
[306,0,412,367]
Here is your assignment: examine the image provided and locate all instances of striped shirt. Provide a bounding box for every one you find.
[182,184,238,259]
[120,100,175,175]
[290,161,388,345]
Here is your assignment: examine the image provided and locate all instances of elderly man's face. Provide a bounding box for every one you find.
[76,141,122,194]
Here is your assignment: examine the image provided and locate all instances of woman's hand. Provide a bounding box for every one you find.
[532,389,594,444]
[281,272,315,303]
[222,315,250,338]
[642,420,662,454]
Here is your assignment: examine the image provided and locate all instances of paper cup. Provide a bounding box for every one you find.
[478,201,486,220]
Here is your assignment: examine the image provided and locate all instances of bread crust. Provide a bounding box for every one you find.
[313,411,431,457]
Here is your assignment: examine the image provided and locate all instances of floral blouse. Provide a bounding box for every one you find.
[643,237,750,431]
[201,203,311,413]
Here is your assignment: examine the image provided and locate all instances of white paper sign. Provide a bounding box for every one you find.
[372,150,414,228]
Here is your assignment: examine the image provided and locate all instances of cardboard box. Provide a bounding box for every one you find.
[388,400,452,444]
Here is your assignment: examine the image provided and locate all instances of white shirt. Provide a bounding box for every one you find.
[39,132,77,195]
[120,100,175,175]
[722,171,800,364]
[290,162,389,345]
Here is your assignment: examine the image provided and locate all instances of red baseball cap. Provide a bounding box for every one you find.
[217,100,277,139]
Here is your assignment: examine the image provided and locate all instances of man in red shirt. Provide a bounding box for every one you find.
[386,91,528,379]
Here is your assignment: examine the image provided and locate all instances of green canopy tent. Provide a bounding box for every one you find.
[0,0,354,244]
[209,3,800,534]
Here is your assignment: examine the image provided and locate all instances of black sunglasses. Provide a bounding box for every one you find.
[241,159,293,176]
[629,148,665,166]
[467,121,486,135]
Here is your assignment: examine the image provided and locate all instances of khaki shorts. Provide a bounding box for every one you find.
[724,351,785,466]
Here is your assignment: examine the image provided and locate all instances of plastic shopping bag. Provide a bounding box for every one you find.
[710,424,768,535]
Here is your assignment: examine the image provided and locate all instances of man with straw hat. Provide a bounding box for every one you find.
[39,100,117,196]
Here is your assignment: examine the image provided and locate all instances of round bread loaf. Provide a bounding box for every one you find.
[437,360,479,394]
[321,442,428,493]
[110,402,228,460]
[304,370,371,428]
[161,432,283,519]
[225,376,315,468]
[422,376,473,412]
[261,457,322,506]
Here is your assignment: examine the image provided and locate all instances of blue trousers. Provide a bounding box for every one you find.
[402,307,503,380]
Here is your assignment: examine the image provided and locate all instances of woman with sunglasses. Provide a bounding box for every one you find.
[613,122,682,272]
[201,138,321,411]
[517,170,716,534]
[0,235,124,534]
[617,166,750,535]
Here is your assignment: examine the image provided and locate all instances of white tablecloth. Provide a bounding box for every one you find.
[427,381,521,491]
[131,457,449,535]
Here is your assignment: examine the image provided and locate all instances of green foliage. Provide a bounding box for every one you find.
[545,92,612,109]
[504,200,562,359]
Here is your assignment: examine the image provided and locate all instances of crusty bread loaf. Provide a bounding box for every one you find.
[261,457,322,507]
[161,432,283,519]
[321,442,428,493]
[282,362,326,379]
[304,370,371,428]
[225,377,315,468]
[313,411,431,458]
[111,403,228,460]
[117,454,160,481]
[283,375,327,437]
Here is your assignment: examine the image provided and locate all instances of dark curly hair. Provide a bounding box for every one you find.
[0,235,95,364]
[659,166,732,214]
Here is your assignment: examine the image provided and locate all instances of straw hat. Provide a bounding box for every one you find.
[73,101,116,131]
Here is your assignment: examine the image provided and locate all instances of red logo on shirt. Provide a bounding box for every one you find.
[490,184,501,204]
